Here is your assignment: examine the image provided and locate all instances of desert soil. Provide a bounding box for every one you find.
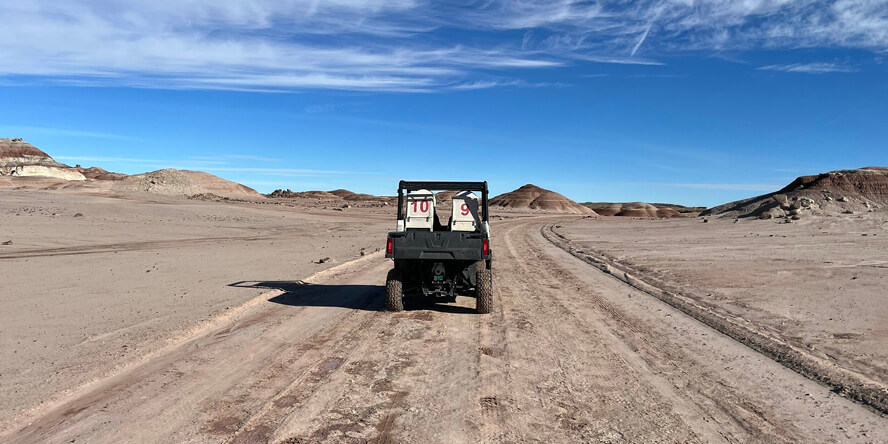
[556,215,888,389]
[1,193,886,443]
[0,191,387,431]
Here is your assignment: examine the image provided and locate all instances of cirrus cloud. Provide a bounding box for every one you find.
[0,0,885,92]
[757,62,857,73]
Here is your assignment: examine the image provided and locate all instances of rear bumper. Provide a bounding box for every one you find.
[386,231,489,261]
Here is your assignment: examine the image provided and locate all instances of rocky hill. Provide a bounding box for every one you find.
[583,202,684,218]
[115,169,263,199]
[490,184,597,215]
[268,189,342,199]
[328,189,391,201]
[1,138,62,166]
[651,203,707,216]
[75,166,128,181]
[1,138,86,181]
[267,189,396,203]
[702,167,888,219]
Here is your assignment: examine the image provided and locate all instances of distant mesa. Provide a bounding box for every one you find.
[652,203,708,216]
[1,138,86,181]
[1,138,262,199]
[777,167,888,200]
[583,202,686,218]
[0,138,59,166]
[328,189,391,202]
[268,189,342,199]
[267,188,396,203]
[703,167,888,219]
[490,184,597,215]
[433,190,460,204]
[299,191,342,200]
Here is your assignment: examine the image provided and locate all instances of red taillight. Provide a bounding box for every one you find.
[386,237,394,255]
[482,239,489,256]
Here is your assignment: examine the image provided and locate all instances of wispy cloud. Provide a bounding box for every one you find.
[192,166,377,176]
[656,183,783,192]
[631,22,654,57]
[448,79,566,90]
[573,55,665,66]
[757,63,856,73]
[0,1,885,92]
[0,125,135,140]
[304,102,368,115]
[625,73,683,79]
[190,154,280,162]
[827,107,856,125]
[55,155,378,177]
[450,80,520,90]
[56,156,211,164]
[634,142,737,165]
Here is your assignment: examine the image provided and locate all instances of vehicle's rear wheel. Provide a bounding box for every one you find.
[475,262,492,314]
[386,268,404,312]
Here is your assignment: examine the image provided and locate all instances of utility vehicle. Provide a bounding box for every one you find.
[384,181,493,313]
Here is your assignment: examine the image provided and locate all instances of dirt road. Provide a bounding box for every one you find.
[3,217,886,443]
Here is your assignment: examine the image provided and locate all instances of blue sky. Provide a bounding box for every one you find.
[1,1,886,207]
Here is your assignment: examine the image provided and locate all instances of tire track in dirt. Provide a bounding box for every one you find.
[543,222,888,416]
[2,256,393,443]
[224,307,407,443]
[474,239,512,442]
[481,217,886,442]
[531,219,887,442]
[498,219,704,442]
[0,251,386,440]
[0,228,302,259]
[219,291,389,443]
[269,312,419,443]
[514,221,795,442]
[0,224,335,260]
[268,294,481,442]
[0,237,243,259]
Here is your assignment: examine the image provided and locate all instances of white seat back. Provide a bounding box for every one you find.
[406,189,435,230]
[450,190,480,232]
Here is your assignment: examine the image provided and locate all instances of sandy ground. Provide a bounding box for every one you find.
[0,191,389,430]
[0,191,886,442]
[556,215,888,391]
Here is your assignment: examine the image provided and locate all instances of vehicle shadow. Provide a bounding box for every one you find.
[229,280,479,314]
[229,280,383,311]
[404,297,479,314]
